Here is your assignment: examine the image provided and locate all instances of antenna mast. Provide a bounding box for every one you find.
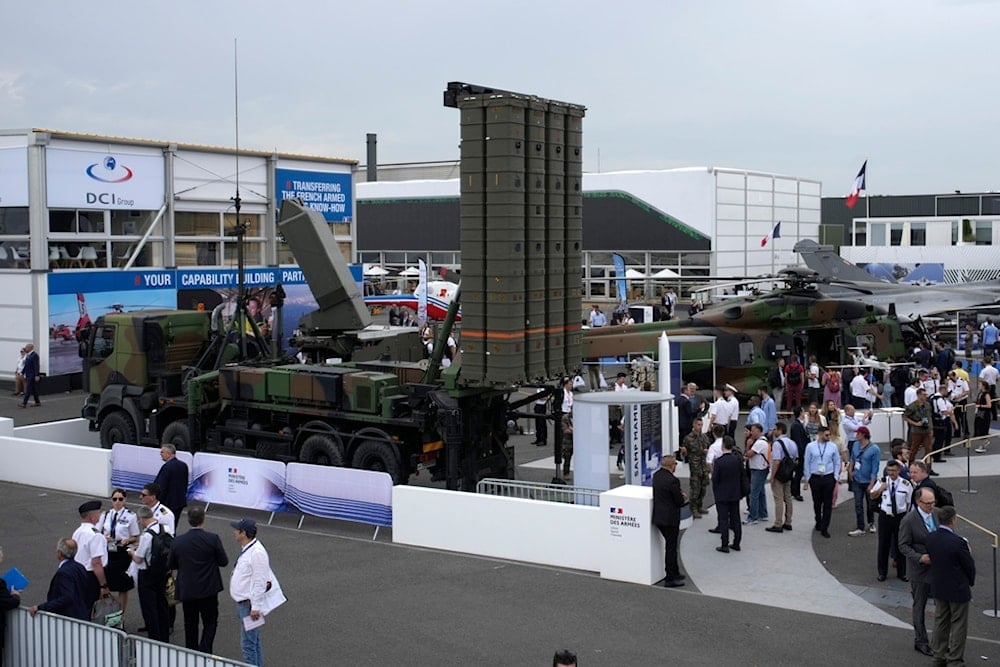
[231,37,250,358]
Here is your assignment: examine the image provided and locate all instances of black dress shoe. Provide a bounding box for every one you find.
[928,470,940,476]
[782,524,793,531]
[663,579,685,588]
[765,526,784,533]
[673,574,686,581]
[898,574,909,582]
[793,496,804,501]
[708,528,721,534]
[814,524,821,532]
[716,546,730,553]
[914,645,933,657]
[821,531,831,538]
[877,574,887,582]
[729,544,741,551]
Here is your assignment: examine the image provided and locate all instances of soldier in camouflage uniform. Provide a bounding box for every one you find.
[680,416,710,517]
[561,412,574,477]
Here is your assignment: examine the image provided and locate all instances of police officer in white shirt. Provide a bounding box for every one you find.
[947,370,971,439]
[869,460,913,581]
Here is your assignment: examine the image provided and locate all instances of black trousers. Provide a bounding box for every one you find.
[877,512,907,578]
[182,596,220,654]
[790,455,806,498]
[809,473,835,532]
[532,403,548,443]
[137,571,169,643]
[656,524,681,581]
[716,500,742,548]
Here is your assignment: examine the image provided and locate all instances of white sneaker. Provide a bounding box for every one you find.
[848,528,865,537]
[868,524,876,534]
[743,518,759,525]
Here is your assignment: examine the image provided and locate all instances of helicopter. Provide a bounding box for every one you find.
[581,269,931,399]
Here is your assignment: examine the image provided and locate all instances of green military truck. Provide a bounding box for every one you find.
[80,199,515,490]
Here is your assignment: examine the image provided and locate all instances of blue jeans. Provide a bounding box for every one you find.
[852,480,874,530]
[748,468,769,521]
[237,600,263,666]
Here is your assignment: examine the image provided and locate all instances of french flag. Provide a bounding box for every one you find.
[760,221,781,248]
[846,160,867,209]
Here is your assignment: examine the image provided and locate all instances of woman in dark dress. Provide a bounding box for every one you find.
[99,489,140,620]
[974,379,993,439]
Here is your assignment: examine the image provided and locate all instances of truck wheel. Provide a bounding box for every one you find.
[100,411,137,449]
[255,440,277,460]
[162,421,191,452]
[351,440,401,483]
[299,434,345,467]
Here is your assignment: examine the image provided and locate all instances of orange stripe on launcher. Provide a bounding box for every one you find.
[462,325,580,340]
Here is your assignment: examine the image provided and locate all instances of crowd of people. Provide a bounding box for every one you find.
[1,444,281,667]
[650,352,985,664]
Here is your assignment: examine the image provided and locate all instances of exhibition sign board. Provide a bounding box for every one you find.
[189,452,288,513]
[275,168,352,222]
[285,463,392,526]
[46,148,165,210]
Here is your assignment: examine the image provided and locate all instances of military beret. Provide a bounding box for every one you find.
[78,500,102,514]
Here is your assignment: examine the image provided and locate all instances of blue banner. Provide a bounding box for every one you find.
[276,168,353,222]
[611,253,627,305]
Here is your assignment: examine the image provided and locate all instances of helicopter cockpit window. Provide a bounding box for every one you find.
[739,341,755,365]
[93,325,115,359]
[854,334,875,353]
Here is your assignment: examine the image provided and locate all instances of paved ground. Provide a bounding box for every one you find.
[2,393,999,665]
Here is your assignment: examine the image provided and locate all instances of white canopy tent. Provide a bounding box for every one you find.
[651,267,681,279]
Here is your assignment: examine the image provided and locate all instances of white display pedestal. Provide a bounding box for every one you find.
[869,408,904,445]
[599,484,662,585]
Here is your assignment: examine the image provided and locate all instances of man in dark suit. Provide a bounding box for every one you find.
[926,505,976,665]
[29,538,90,621]
[166,505,229,654]
[897,487,939,656]
[154,443,189,518]
[652,455,687,587]
[710,436,743,553]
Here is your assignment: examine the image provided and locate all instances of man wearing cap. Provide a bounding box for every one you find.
[71,500,109,611]
[724,384,740,439]
[847,426,881,536]
[652,455,687,587]
[802,425,838,538]
[230,518,271,666]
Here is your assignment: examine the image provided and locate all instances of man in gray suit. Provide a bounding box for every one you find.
[897,487,939,657]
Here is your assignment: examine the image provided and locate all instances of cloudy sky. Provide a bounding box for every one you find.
[2,0,996,196]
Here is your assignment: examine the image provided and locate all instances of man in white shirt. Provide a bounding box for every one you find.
[947,370,971,439]
[806,356,822,406]
[128,506,169,642]
[229,518,275,666]
[72,500,109,612]
[704,425,727,472]
[724,384,740,438]
[745,423,770,525]
[140,483,176,536]
[707,387,727,433]
[850,371,872,409]
[904,377,921,409]
[979,358,998,396]
[842,404,872,446]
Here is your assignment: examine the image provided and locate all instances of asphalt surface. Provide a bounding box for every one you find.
[2,393,1000,665]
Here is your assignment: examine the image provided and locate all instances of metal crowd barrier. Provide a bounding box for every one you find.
[921,433,996,495]
[954,515,1000,620]
[477,478,602,506]
[3,608,253,667]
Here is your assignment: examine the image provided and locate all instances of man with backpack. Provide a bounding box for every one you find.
[765,422,798,534]
[128,506,172,642]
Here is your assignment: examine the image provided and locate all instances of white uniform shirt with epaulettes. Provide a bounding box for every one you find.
[71,521,109,571]
[151,502,176,536]
[870,475,914,515]
[99,507,140,551]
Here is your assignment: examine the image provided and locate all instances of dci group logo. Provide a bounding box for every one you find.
[85,155,134,183]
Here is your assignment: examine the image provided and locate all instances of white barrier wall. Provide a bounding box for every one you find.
[0,418,111,497]
[15,418,102,447]
[393,486,602,572]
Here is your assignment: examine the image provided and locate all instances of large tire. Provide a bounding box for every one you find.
[351,440,402,483]
[162,421,191,451]
[100,411,138,449]
[299,434,345,466]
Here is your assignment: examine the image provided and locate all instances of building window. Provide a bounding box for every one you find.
[870,223,886,246]
[889,222,904,246]
[976,220,993,246]
[0,207,29,235]
[853,220,866,246]
[176,211,265,267]
[49,209,106,234]
[952,220,961,245]
[910,222,926,246]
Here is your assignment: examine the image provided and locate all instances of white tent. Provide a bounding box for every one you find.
[364,264,391,276]
[398,266,420,277]
[651,267,681,279]
[625,268,646,279]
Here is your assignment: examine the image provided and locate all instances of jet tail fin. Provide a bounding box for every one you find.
[793,239,895,284]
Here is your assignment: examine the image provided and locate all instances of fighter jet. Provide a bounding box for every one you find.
[793,240,1000,318]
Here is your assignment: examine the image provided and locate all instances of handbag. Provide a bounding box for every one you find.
[91,593,123,628]
[165,572,178,607]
